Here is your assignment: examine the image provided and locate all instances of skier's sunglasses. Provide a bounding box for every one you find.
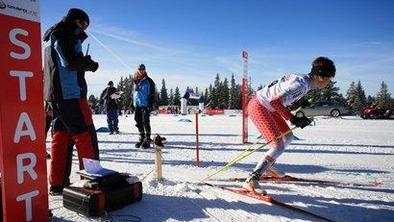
[318,76,334,81]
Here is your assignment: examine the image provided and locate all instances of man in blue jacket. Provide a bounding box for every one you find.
[133,64,156,148]
[43,8,100,195]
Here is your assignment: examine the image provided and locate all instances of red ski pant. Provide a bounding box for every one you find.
[49,99,99,186]
[248,96,293,171]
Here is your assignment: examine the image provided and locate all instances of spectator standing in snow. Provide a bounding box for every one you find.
[100,81,120,134]
[43,8,100,195]
[243,57,336,194]
[132,64,156,148]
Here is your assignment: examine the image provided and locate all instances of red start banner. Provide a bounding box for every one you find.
[0,1,48,221]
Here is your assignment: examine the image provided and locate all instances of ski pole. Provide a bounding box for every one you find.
[216,137,266,171]
[198,126,297,183]
[85,43,90,56]
[226,109,314,167]
[206,116,315,182]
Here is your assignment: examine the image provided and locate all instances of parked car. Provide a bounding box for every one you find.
[361,106,392,119]
[294,101,350,118]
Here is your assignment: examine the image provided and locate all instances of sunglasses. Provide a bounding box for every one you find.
[318,76,334,81]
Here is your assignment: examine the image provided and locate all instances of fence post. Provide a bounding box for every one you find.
[195,113,200,167]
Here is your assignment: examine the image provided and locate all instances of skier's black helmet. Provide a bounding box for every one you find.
[310,57,336,78]
[65,8,90,26]
[108,81,113,86]
[138,64,146,70]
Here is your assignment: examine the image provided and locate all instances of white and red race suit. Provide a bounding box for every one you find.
[256,73,312,120]
[248,74,312,175]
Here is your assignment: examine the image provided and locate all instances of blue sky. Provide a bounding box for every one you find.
[40,0,394,97]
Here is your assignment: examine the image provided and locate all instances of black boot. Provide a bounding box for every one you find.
[145,132,152,143]
[141,132,151,149]
[49,185,64,196]
[135,133,145,148]
[141,138,151,149]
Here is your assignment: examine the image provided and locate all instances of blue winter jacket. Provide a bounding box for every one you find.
[43,19,98,102]
[133,76,156,108]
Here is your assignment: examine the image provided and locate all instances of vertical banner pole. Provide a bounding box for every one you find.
[0,1,49,221]
[241,51,249,144]
[195,113,200,167]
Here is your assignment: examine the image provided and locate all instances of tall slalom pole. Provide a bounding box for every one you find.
[241,51,249,144]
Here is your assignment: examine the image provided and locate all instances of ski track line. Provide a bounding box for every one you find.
[196,189,250,222]
[174,174,260,221]
[181,190,222,222]
[197,184,270,222]
[271,182,346,221]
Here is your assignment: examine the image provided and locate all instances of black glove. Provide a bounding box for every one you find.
[290,116,312,128]
[84,55,99,72]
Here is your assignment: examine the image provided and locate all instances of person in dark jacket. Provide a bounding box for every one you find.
[43,8,100,195]
[133,64,156,148]
[100,81,120,134]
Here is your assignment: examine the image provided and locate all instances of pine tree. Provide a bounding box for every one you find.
[366,95,376,107]
[346,81,357,113]
[173,87,181,106]
[346,81,367,114]
[229,74,237,109]
[120,74,133,111]
[204,88,209,105]
[320,81,343,102]
[355,81,367,111]
[217,78,229,109]
[169,88,174,105]
[234,84,242,109]
[210,74,219,108]
[375,81,391,109]
[207,84,214,108]
[159,79,169,106]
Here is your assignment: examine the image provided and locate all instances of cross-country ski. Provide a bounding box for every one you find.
[201,182,336,222]
[216,175,378,187]
[1,1,393,222]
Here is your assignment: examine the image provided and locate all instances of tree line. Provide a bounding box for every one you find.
[88,73,393,114]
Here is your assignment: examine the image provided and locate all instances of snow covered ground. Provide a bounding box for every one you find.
[49,114,394,222]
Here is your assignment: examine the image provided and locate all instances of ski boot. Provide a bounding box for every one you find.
[243,174,267,195]
[140,132,152,149]
[135,133,145,148]
[141,137,151,149]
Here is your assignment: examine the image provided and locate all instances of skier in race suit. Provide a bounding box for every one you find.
[243,57,336,194]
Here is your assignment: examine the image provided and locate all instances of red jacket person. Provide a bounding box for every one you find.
[43,8,100,195]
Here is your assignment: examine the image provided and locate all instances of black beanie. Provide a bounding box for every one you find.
[65,8,89,26]
[310,57,336,78]
[138,64,146,70]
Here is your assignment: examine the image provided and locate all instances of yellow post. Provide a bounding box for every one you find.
[154,144,163,180]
